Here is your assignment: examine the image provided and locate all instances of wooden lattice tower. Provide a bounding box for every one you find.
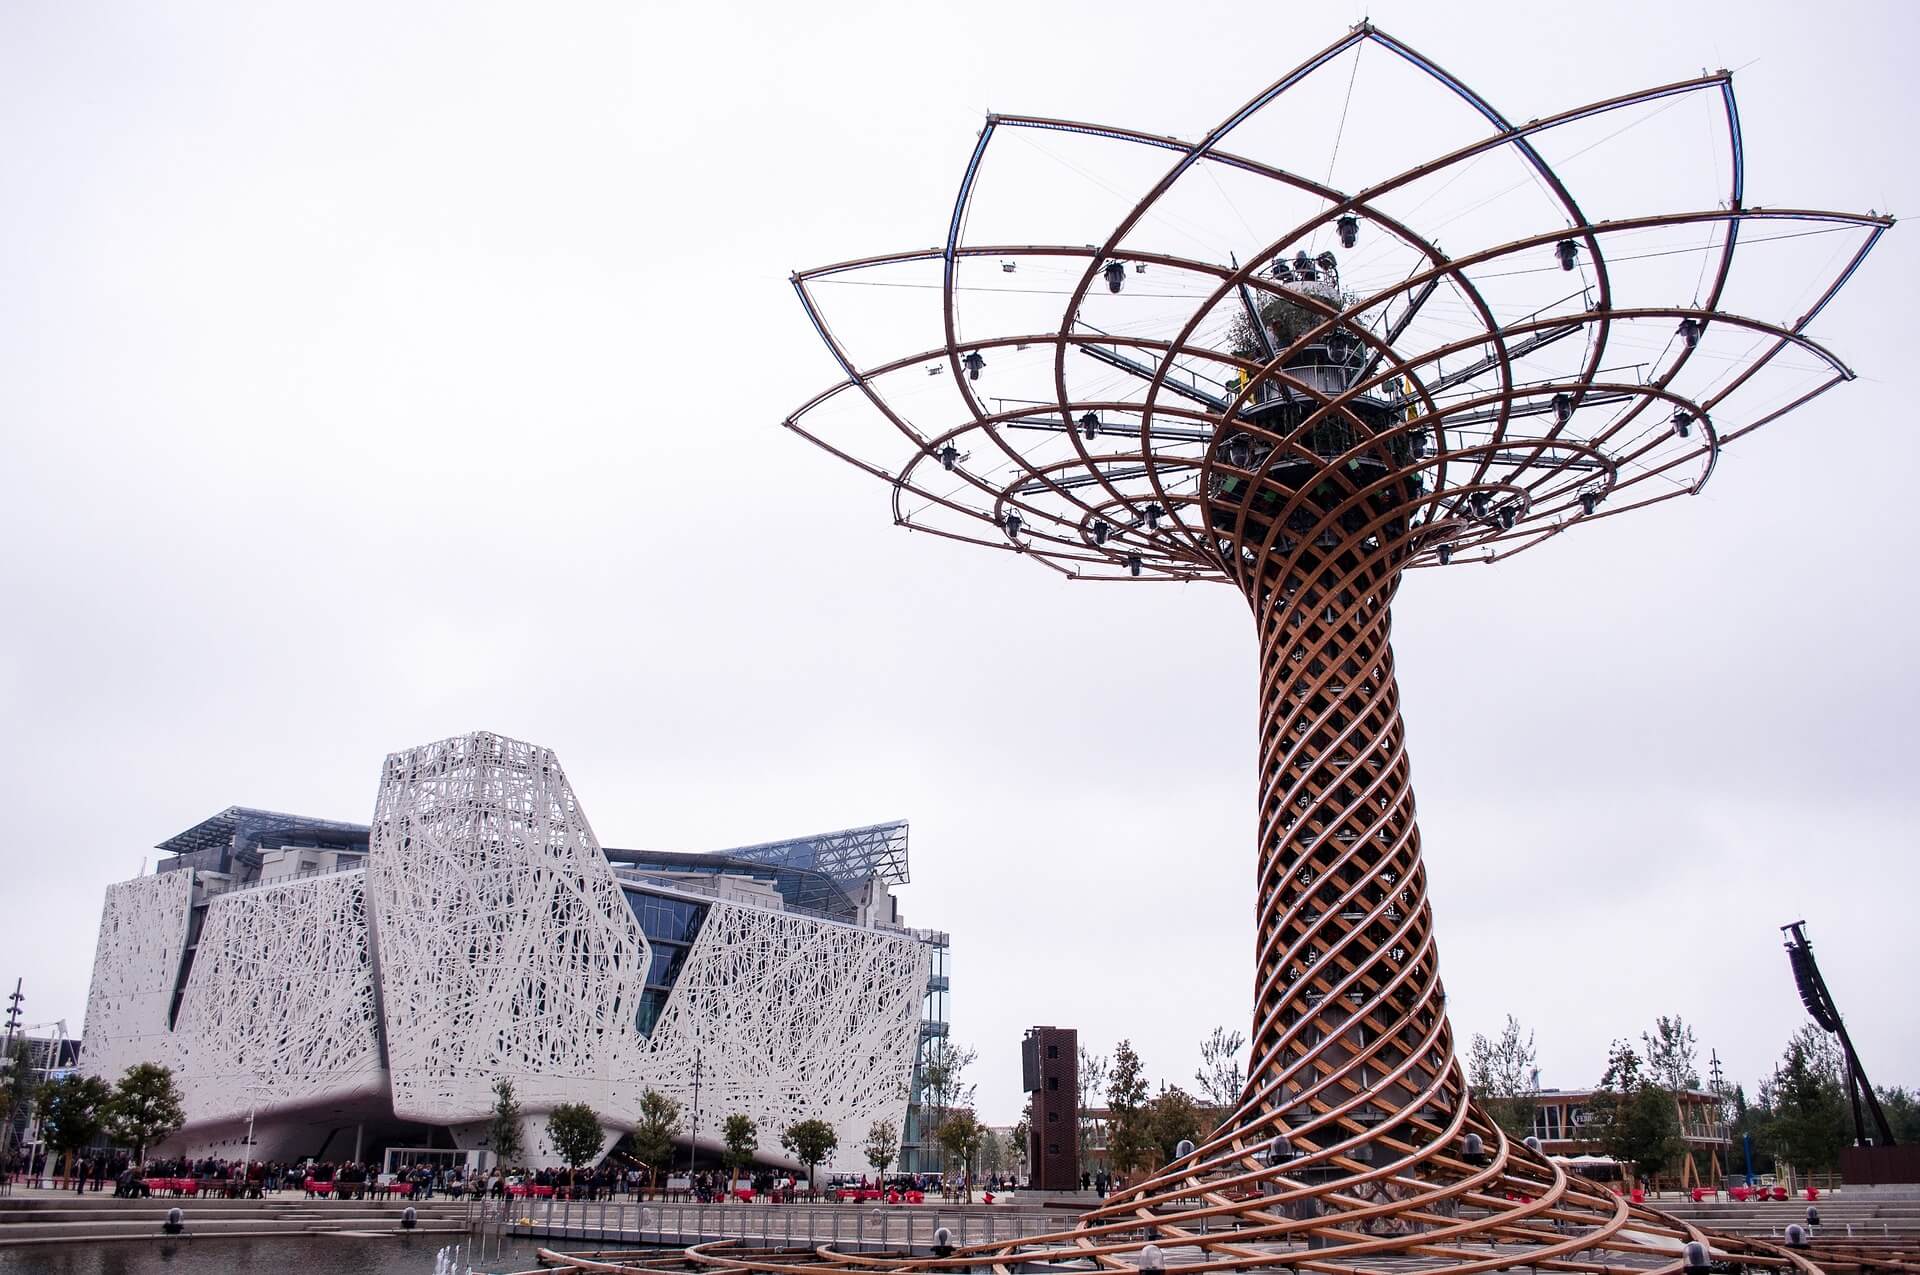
[756,22,1890,1275]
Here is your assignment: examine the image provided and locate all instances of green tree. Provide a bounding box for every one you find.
[864,1118,898,1177]
[1877,1086,1920,1145]
[1,1039,36,1160]
[979,1127,1006,1177]
[1641,1017,1700,1093]
[1587,1041,1682,1184]
[547,1102,606,1188]
[1007,1112,1030,1180]
[487,1078,524,1168]
[105,1063,185,1167]
[1077,1046,1109,1172]
[629,1089,681,1195]
[920,1040,976,1164]
[1145,1086,1206,1169]
[1193,1026,1246,1117]
[780,1117,839,1197]
[1468,1015,1539,1141]
[721,1112,759,1190]
[1105,1039,1153,1179]
[935,1108,985,1199]
[37,1073,112,1179]
[1763,1027,1847,1179]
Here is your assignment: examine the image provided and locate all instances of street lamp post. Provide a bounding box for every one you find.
[685,1047,702,1178]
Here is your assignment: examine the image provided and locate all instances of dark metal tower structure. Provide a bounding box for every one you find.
[1782,921,1895,1148]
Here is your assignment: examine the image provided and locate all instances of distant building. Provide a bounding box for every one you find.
[78,731,952,1172]
[2,1026,82,1158]
[1531,1087,1730,1186]
[1022,1026,1078,1190]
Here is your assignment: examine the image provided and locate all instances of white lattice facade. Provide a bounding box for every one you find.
[79,731,938,1171]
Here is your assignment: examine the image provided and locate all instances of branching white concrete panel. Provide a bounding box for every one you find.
[367,731,651,1126]
[170,870,385,1118]
[80,870,193,1085]
[638,897,927,1170]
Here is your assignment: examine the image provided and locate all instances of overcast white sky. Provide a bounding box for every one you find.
[2,0,1915,1127]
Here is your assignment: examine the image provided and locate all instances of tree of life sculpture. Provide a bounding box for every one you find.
[765,22,1889,1275]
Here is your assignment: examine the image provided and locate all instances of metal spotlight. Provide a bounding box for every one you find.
[1556,239,1579,271]
[1408,429,1429,460]
[402,1205,418,1230]
[1080,412,1101,440]
[934,1225,955,1258]
[1671,410,1694,440]
[1336,214,1359,249]
[1127,553,1142,577]
[1684,1240,1713,1274]
[1315,250,1338,276]
[1093,519,1110,545]
[1470,491,1491,518]
[1678,317,1703,349]
[1785,1225,1810,1250]
[939,444,958,472]
[1141,1244,1167,1273]
[1579,490,1600,516]
[1004,511,1022,540]
[163,1207,185,1235]
[1228,434,1251,468]
[1438,544,1453,565]
[1000,260,1016,273]
[1553,392,1573,426]
[962,350,985,380]
[1104,261,1126,293]
[1498,505,1517,531]
[1145,502,1163,530]
[1134,261,1146,273]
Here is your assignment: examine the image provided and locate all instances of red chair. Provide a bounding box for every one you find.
[1630,1188,1645,1204]
[1806,1186,1820,1201]
[1730,1186,1752,1202]
[1771,1186,1788,1201]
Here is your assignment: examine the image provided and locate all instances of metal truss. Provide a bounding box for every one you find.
[767,19,1889,1275]
[720,820,912,891]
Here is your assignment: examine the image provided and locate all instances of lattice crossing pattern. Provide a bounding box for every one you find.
[774,20,1887,1275]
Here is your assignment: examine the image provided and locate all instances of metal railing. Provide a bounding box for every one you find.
[469,1198,1072,1253]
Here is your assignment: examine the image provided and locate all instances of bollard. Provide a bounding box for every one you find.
[934,1225,955,1258]
[1785,1224,1809,1249]
[162,1207,186,1236]
[1683,1241,1711,1274]
[402,1205,418,1230]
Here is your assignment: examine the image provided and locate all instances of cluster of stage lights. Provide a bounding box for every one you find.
[956,212,1649,572]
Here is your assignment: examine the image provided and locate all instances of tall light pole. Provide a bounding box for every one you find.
[684,1046,703,1177]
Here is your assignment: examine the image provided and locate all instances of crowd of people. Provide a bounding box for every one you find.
[4,1145,1033,1204]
